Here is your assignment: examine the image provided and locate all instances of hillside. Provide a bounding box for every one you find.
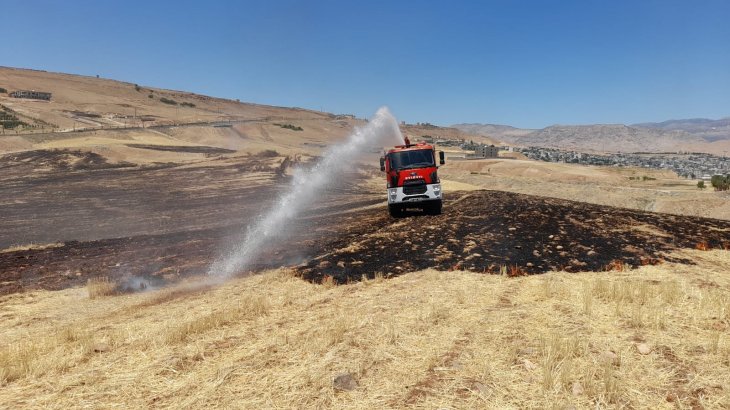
[514,124,702,153]
[0,67,483,161]
[450,123,533,142]
[453,121,730,153]
[0,66,328,131]
[634,117,730,142]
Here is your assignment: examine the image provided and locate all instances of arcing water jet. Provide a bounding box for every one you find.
[208,107,403,279]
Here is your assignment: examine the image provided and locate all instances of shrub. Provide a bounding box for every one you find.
[629,175,657,181]
[148,94,153,99]
[0,105,29,129]
[180,102,195,108]
[710,175,730,191]
[0,87,7,94]
[697,180,706,189]
[274,123,303,131]
[159,97,178,105]
[259,149,280,158]
[134,84,141,92]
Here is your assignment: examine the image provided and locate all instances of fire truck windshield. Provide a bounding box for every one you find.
[389,149,435,170]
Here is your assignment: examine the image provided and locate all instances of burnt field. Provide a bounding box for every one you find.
[0,149,380,295]
[1,165,729,295]
[298,190,730,282]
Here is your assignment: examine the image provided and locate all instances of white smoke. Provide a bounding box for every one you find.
[208,106,403,279]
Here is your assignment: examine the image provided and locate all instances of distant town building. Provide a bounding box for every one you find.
[9,90,52,101]
[474,144,500,158]
[516,146,730,179]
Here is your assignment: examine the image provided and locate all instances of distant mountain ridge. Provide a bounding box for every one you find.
[453,117,730,153]
[516,124,700,152]
[632,117,730,142]
[450,123,534,140]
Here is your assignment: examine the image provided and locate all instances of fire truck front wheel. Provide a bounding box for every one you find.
[388,204,404,218]
[425,200,442,215]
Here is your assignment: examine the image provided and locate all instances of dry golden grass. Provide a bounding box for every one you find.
[0,251,729,408]
[441,159,730,221]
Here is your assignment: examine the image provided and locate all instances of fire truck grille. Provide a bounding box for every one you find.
[403,180,427,195]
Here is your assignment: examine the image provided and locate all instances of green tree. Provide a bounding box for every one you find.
[697,180,706,189]
[711,175,730,191]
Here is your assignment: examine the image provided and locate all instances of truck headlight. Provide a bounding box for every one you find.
[389,189,397,200]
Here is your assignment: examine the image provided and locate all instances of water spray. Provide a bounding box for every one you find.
[208,106,403,280]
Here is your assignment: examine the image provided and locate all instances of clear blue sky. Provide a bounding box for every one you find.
[2,0,729,128]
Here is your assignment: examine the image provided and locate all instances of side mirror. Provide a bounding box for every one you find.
[439,151,445,165]
[380,157,385,172]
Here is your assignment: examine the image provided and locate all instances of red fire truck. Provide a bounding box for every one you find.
[380,137,445,217]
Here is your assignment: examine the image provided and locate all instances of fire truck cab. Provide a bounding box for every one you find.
[380,138,445,217]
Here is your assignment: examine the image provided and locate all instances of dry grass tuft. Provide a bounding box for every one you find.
[581,281,593,316]
[0,325,97,385]
[539,332,584,392]
[601,359,622,403]
[321,275,337,289]
[0,242,64,253]
[0,344,37,383]
[373,271,385,283]
[87,277,116,299]
[604,259,628,272]
[508,264,527,277]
